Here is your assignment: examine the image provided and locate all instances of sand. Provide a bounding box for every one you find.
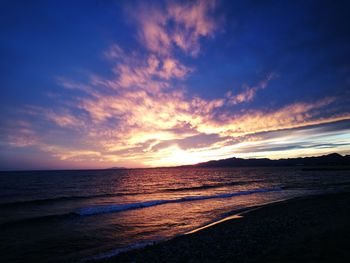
[100,191,350,263]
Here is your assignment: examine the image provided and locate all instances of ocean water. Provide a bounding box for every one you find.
[0,167,349,262]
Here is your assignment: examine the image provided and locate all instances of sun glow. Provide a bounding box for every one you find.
[2,0,350,170]
[146,146,204,167]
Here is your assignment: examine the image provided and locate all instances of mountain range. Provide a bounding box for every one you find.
[183,153,350,168]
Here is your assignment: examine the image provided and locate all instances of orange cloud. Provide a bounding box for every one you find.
[196,97,340,136]
[4,0,350,168]
[226,73,277,105]
[131,0,218,56]
[101,46,191,92]
[168,0,218,55]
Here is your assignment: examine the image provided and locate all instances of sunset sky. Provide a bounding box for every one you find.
[1,0,350,170]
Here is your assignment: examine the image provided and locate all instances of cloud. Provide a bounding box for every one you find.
[168,0,218,55]
[101,45,192,92]
[1,123,39,148]
[3,0,350,168]
[6,51,350,167]
[45,111,86,129]
[130,0,218,56]
[225,119,350,159]
[226,73,277,105]
[197,97,341,136]
[23,78,349,167]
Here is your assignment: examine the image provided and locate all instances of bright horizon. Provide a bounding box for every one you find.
[0,152,347,172]
[1,0,350,170]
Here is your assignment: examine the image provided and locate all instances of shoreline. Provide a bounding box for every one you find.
[184,196,297,235]
[100,190,350,262]
[90,197,293,261]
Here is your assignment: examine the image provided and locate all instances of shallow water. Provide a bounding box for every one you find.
[0,167,349,262]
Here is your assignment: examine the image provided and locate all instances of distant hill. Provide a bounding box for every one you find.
[105,167,127,170]
[185,153,350,168]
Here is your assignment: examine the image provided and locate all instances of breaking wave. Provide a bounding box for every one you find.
[77,187,282,216]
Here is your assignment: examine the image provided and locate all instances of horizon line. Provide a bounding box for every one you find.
[0,152,348,172]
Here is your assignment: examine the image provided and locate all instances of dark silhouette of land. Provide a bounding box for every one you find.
[183,153,350,169]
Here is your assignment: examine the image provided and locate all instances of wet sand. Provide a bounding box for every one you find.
[101,191,350,263]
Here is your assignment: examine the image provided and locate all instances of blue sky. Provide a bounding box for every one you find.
[1,0,350,170]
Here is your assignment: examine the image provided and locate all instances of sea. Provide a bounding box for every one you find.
[0,167,349,262]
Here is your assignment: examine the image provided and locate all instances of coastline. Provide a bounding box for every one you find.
[99,190,350,262]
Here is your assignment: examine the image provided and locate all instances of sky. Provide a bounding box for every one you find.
[1,0,350,170]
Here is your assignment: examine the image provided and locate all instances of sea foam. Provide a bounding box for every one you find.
[77,187,282,216]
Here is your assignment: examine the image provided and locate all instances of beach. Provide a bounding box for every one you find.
[102,191,350,263]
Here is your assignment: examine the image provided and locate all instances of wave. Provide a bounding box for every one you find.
[77,187,282,216]
[0,187,282,226]
[0,180,264,208]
